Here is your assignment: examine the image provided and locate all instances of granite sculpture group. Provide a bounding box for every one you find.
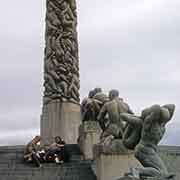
[39,0,177,179]
[81,88,176,180]
[0,0,177,179]
[43,0,80,105]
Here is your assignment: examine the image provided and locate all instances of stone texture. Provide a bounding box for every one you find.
[0,145,179,180]
[117,178,138,180]
[78,121,101,160]
[120,104,175,178]
[93,145,180,180]
[43,0,80,104]
[158,146,180,180]
[41,100,81,144]
[93,140,142,180]
[117,177,175,180]
[41,0,81,144]
[94,139,128,156]
[0,145,96,180]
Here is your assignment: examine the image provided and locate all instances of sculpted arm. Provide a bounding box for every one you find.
[142,104,175,125]
[120,113,142,126]
[124,103,134,114]
[97,104,107,121]
[160,104,175,124]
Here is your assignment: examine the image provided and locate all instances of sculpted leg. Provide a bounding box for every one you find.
[137,167,161,178]
[135,145,168,177]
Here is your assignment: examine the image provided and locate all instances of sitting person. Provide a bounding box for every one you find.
[45,136,66,164]
[24,135,43,167]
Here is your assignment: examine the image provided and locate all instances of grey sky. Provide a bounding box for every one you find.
[0,0,179,146]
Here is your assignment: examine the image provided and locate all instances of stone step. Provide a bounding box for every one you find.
[0,144,81,154]
[0,162,92,170]
[0,169,96,180]
[0,144,82,162]
[1,175,96,180]
[0,145,97,180]
[0,164,96,179]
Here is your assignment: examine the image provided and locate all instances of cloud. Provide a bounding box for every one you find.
[78,0,180,143]
[0,129,39,146]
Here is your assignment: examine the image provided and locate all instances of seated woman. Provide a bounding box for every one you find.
[45,136,66,164]
[24,135,43,167]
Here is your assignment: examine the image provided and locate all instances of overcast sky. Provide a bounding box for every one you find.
[0,0,179,146]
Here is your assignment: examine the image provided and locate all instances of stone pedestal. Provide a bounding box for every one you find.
[78,121,101,160]
[41,100,81,144]
[93,140,142,180]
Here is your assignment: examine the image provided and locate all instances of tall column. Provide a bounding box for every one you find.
[41,0,81,144]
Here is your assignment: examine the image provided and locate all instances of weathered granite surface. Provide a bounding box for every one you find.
[0,145,179,180]
[43,0,80,104]
[94,140,142,180]
[93,144,180,180]
[120,104,176,179]
[41,0,81,144]
[117,177,176,180]
[0,145,96,180]
[41,101,81,144]
[117,177,139,180]
[158,146,180,180]
[78,121,101,160]
[118,176,177,180]
[94,139,128,157]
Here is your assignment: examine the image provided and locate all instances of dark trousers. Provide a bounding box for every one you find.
[31,152,41,167]
[45,148,65,161]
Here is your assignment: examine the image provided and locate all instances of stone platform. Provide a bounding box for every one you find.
[93,143,180,180]
[93,140,142,180]
[78,121,101,160]
[0,144,96,180]
[0,145,179,180]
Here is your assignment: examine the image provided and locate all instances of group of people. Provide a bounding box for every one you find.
[24,135,68,168]
[81,87,176,179]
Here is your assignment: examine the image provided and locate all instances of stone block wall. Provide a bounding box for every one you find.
[159,146,180,179]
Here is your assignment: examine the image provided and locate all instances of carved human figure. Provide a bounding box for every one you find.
[93,88,109,106]
[122,113,142,150]
[80,90,95,122]
[44,54,61,93]
[81,88,108,122]
[43,0,80,104]
[97,89,133,139]
[55,30,65,59]
[68,73,80,102]
[120,104,175,179]
[46,2,61,31]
